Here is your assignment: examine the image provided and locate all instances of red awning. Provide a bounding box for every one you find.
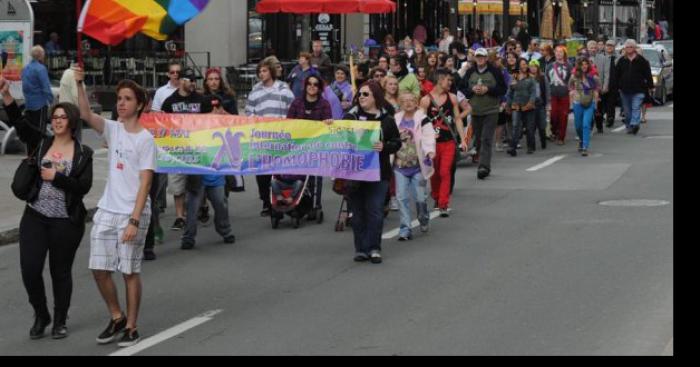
[256,0,396,14]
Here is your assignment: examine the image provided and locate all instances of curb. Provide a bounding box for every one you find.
[0,207,99,246]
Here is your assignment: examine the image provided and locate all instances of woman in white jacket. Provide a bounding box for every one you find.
[393,92,436,241]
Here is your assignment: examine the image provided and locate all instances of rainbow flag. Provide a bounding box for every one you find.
[78,0,210,45]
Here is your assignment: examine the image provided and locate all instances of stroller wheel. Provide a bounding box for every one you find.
[271,216,280,229]
[293,217,301,229]
[307,209,317,221]
[317,210,324,224]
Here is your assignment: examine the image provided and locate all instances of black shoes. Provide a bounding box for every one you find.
[439,208,449,218]
[581,149,589,157]
[507,149,517,157]
[171,217,186,231]
[198,206,210,224]
[369,250,383,264]
[632,125,640,135]
[96,314,127,344]
[354,253,369,262]
[51,312,68,339]
[223,235,236,244]
[477,167,490,180]
[260,207,271,217]
[117,328,141,348]
[29,313,51,340]
[181,241,195,250]
[143,249,156,261]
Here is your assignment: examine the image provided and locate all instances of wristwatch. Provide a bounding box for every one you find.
[128,218,140,227]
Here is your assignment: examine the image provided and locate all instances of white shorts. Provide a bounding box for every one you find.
[168,174,187,196]
[89,209,150,275]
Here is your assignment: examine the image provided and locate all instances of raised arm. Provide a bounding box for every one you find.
[74,67,106,134]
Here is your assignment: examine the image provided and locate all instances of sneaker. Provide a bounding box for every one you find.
[223,235,236,244]
[439,208,449,218]
[117,328,140,348]
[516,144,522,150]
[260,207,271,217]
[198,206,210,224]
[389,197,399,211]
[575,136,580,141]
[495,143,504,152]
[370,250,383,264]
[143,249,156,261]
[507,149,517,157]
[180,242,195,250]
[96,314,127,344]
[467,147,478,156]
[477,167,490,180]
[420,222,430,233]
[581,149,589,157]
[632,125,640,135]
[353,253,369,262]
[171,218,185,231]
[398,234,412,241]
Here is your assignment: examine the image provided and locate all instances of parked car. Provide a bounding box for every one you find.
[615,44,673,105]
[653,39,673,59]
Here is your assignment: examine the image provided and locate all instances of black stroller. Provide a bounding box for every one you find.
[270,175,324,229]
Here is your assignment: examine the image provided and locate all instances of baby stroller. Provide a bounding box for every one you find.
[270,175,324,229]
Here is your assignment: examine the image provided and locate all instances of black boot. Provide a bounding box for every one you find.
[30,310,52,340]
[52,311,68,339]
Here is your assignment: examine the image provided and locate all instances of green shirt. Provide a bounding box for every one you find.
[467,69,501,116]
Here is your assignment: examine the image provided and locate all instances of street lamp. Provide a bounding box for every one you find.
[583,0,588,35]
[473,0,477,31]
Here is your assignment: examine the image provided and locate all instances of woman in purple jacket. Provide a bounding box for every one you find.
[286,75,333,216]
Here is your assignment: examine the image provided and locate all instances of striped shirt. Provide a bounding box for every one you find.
[245,80,295,118]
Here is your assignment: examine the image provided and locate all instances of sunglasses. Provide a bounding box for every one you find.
[307,82,320,87]
[359,91,372,98]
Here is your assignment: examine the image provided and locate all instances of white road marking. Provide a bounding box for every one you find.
[109,309,223,356]
[612,126,627,133]
[526,155,567,172]
[382,211,442,239]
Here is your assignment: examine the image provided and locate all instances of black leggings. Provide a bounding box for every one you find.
[19,206,84,317]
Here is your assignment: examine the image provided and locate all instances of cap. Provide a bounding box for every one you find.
[606,39,617,46]
[528,59,540,68]
[181,68,196,81]
[475,48,488,57]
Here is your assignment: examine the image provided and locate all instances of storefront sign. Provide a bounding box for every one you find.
[0,0,32,100]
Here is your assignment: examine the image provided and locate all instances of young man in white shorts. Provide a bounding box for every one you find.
[76,70,155,348]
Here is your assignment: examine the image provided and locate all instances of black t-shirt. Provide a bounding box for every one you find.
[161,91,213,114]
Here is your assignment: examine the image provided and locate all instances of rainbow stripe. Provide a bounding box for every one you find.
[78,0,210,45]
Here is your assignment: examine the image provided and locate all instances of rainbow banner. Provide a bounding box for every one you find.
[139,113,382,182]
[78,0,210,45]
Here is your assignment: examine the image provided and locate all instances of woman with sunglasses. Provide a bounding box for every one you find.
[332,81,401,264]
[2,77,93,340]
[286,75,333,217]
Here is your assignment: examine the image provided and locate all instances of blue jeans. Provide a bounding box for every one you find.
[573,103,595,150]
[511,110,535,151]
[182,185,233,246]
[348,180,389,255]
[620,92,645,128]
[394,170,429,238]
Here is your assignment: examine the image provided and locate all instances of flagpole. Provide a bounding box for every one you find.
[76,0,83,68]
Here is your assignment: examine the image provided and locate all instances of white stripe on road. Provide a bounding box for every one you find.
[109,309,223,356]
[382,211,442,239]
[612,125,627,133]
[526,155,567,172]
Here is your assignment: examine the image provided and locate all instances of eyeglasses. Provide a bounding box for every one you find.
[359,92,372,98]
[51,115,68,120]
[307,82,320,87]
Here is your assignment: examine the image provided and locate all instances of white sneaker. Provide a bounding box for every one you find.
[390,197,399,211]
[495,143,504,152]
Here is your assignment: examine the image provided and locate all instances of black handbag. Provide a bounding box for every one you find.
[12,140,44,201]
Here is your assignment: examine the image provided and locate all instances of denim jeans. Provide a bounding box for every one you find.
[348,180,389,255]
[394,170,429,238]
[511,110,535,151]
[533,104,548,148]
[182,185,233,246]
[620,92,645,128]
[573,102,595,150]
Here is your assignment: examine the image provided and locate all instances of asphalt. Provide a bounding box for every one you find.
[0,104,673,355]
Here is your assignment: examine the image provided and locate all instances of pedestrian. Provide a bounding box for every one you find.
[439,28,455,54]
[529,59,548,150]
[506,58,538,156]
[245,58,295,216]
[287,75,333,217]
[600,40,619,128]
[336,81,401,264]
[21,46,54,154]
[461,48,508,179]
[425,52,440,84]
[377,55,390,72]
[330,65,354,112]
[390,55,421,99]
[569,58,600,156]
[589,40,611,134]
[515,42,524,57]
[382,75,401,114]
[545,46,573,145]
[612,39,653,135]
[44,32,63,55]
[659,17,669,39]
[654,21,663,43]
[411,41,428,70]
[310,39,333,83]
[492,55,512,153]
[287,52,320,99]
[370,67,387,85]
[203,68,238,115]
[151,61,181,112]
[3,79,93,340]
[393,92,436,241]
[416,65,435,97]
[540,44,555,74]
[384,43,400,60]
[76,70,155,347]
[161,68,213,232]
[522,39,542,62]
[420,70,467,217]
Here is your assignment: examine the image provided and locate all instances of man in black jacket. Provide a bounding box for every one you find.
[612,39,654,135]
[461,48,507,180]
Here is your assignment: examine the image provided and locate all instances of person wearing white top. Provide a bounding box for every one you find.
[75,68,155,348]
[151,62,181,112]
